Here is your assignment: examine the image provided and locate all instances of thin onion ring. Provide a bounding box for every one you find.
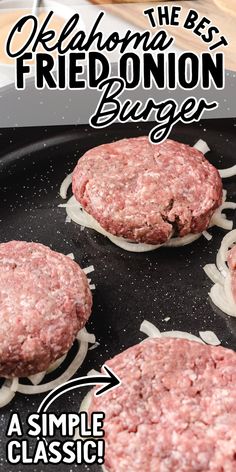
[203,264,224,285]
[28,372,47,386]
[219,165,236,179]
[198,331,221,346]
[140,320,162,338]
[210,283,236,317]
[139,320,221,346]
[0,380,16,407]
[60,173,72,199]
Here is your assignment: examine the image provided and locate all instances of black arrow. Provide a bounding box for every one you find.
[37,365,121,414]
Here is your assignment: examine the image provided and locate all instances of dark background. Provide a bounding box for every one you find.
[0,118,236,472]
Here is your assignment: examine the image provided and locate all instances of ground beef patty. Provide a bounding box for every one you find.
[0,241,92,378]
[89,338,236,472]
[72,137,222,244]
[228,245,236,302]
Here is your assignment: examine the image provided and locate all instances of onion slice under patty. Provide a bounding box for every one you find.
[0,382,16,408]
[60,192,234,252]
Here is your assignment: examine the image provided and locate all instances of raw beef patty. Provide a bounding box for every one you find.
[0,241,92,377]
[89,337,236,472]
[72,137,222,244]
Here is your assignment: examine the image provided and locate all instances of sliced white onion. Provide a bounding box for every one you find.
[66,253,75,260]
[202,230,212,241]
[218,202,236,212]
[108,235,160,252]
[65,196,99,230]
[66,256,96,293]
[60,173,72,199]
[0,383,15,408]
[219,165,236,179]
[46,354,67,374]
[83,265,95,275]
[28,372,47,386]
[77,328,96,344]
[199,331,221,346]
[203,264,224,285]
[3,379,13,388]
[193,139,210,154]
[89,342,100,351]
[223,189,227,202]
[165,233,201,247]
[209,283,236,317]
[87,369,100,376]
[140,321,203,343]
[211,200,236,232]
[10,377,19,392]
[140,320,162,338]
[28,354,67,385]
[139,320,225,345]
[211,212,233,231]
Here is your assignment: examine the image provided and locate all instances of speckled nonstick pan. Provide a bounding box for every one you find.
[0,118,235,472]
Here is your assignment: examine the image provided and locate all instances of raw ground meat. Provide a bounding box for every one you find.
[0,241,92,377]
[72,137,222,244]
[89,337,236,472]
